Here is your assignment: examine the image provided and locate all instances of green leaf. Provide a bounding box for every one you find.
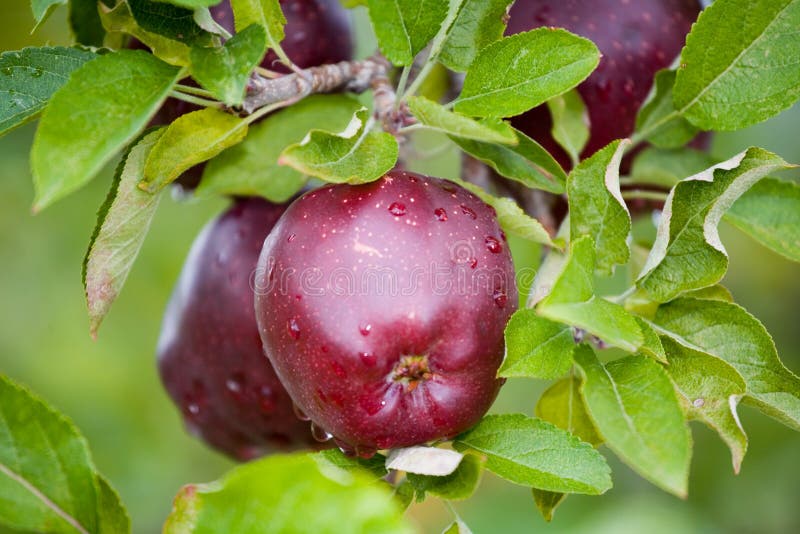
[279,107,399,184]
[683,285,734,303]
[0,374,98,533]
[635,70,699,148]
[531,489,566,523]
[408,96,517,144]
[725,177,800,263]
[199,94,361,201]
[538,236,643,352]
[366,0,449,66]
[128,0,214,47]
[499,308,575,379]
[636,148,792,302]
[452,126,566,194]
[535,375,602,447]
[635,317,667,363]
[99,1,192,66]
[630,146,717,189]
[439,0,514,72]
[31,50,181,211]
[673,0,800,131]
[142,108,248,192]
[0,46,96,137]
[231,0,287,63]
[96,476,131,534]
[157,0,221,7]
[69,0,106,47]
[84,129,165,337]
[31,0,66,30]
[448,177,554,246]
[547,89,589,167]
[386,446,463,476]
[660,336,748,474]
[407,453,484,501]
[190,24,267,106]
[574,346,692,497]
[653,297,800,432]
[567,140,631,275]
[453,414,612,494]
[313,449,388,480]
[163,453,412,534]
[455,28,600,118]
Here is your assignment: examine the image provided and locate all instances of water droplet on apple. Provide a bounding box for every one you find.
[460,204,477,219]
[258,386,275,413]
[434,208,448,221]
[359,352,377,367]
[359,323,372,336]
[310,422,333,442]
[287,317,301,339]
[388,202,407,216]
[493,289,508,308]
[485,236,502,253]
[293,403,311,421]
[225,372,245,399]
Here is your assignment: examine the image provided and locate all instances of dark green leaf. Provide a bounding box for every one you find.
[128,0,215,47]
[0,46,97,137]
[142,108,248,192]
[96,476,131,534]
[653,297,800,432]
[313,449,388,480]
[69,0,106,47]
[453,413,612,494]
[163,453,412,533]
[725,177,800,263]
[452,126,566,194]
[531,489,566,523]
[499,308,575,379]
[439,0,515,72]
[190,24,267,106]
[674,0,800,131]
[574,346,692,497]
[84,129,165,337]
[455,28,599,118]
[637,148,792,302]
[31,50,181,211]
[567,140,631,275]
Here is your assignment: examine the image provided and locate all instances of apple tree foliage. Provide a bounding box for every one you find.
[2,0,800,532]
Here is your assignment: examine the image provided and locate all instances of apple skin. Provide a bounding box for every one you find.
[254,171,518,454]
[142,0,354,189]
[506,0,703,169]
[158,197,322,460]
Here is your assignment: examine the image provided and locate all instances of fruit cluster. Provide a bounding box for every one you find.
[158,0,704,460]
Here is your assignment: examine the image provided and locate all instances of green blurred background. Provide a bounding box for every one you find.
[1,3,799,533]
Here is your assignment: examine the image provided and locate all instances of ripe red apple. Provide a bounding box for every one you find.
[254,171,518,455]
[140,0,354,189]
[158,197,322,460]
[506,0,703,169]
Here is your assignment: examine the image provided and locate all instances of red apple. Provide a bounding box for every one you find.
[158,197,322,460]
[254,171,518,455]
[506,0,703,169]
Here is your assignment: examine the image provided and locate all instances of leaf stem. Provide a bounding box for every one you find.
[621,189,669,202]
[174,84,215,98]
[401,3,463,101]
[169,91,223,109]
[395,66,411,107]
